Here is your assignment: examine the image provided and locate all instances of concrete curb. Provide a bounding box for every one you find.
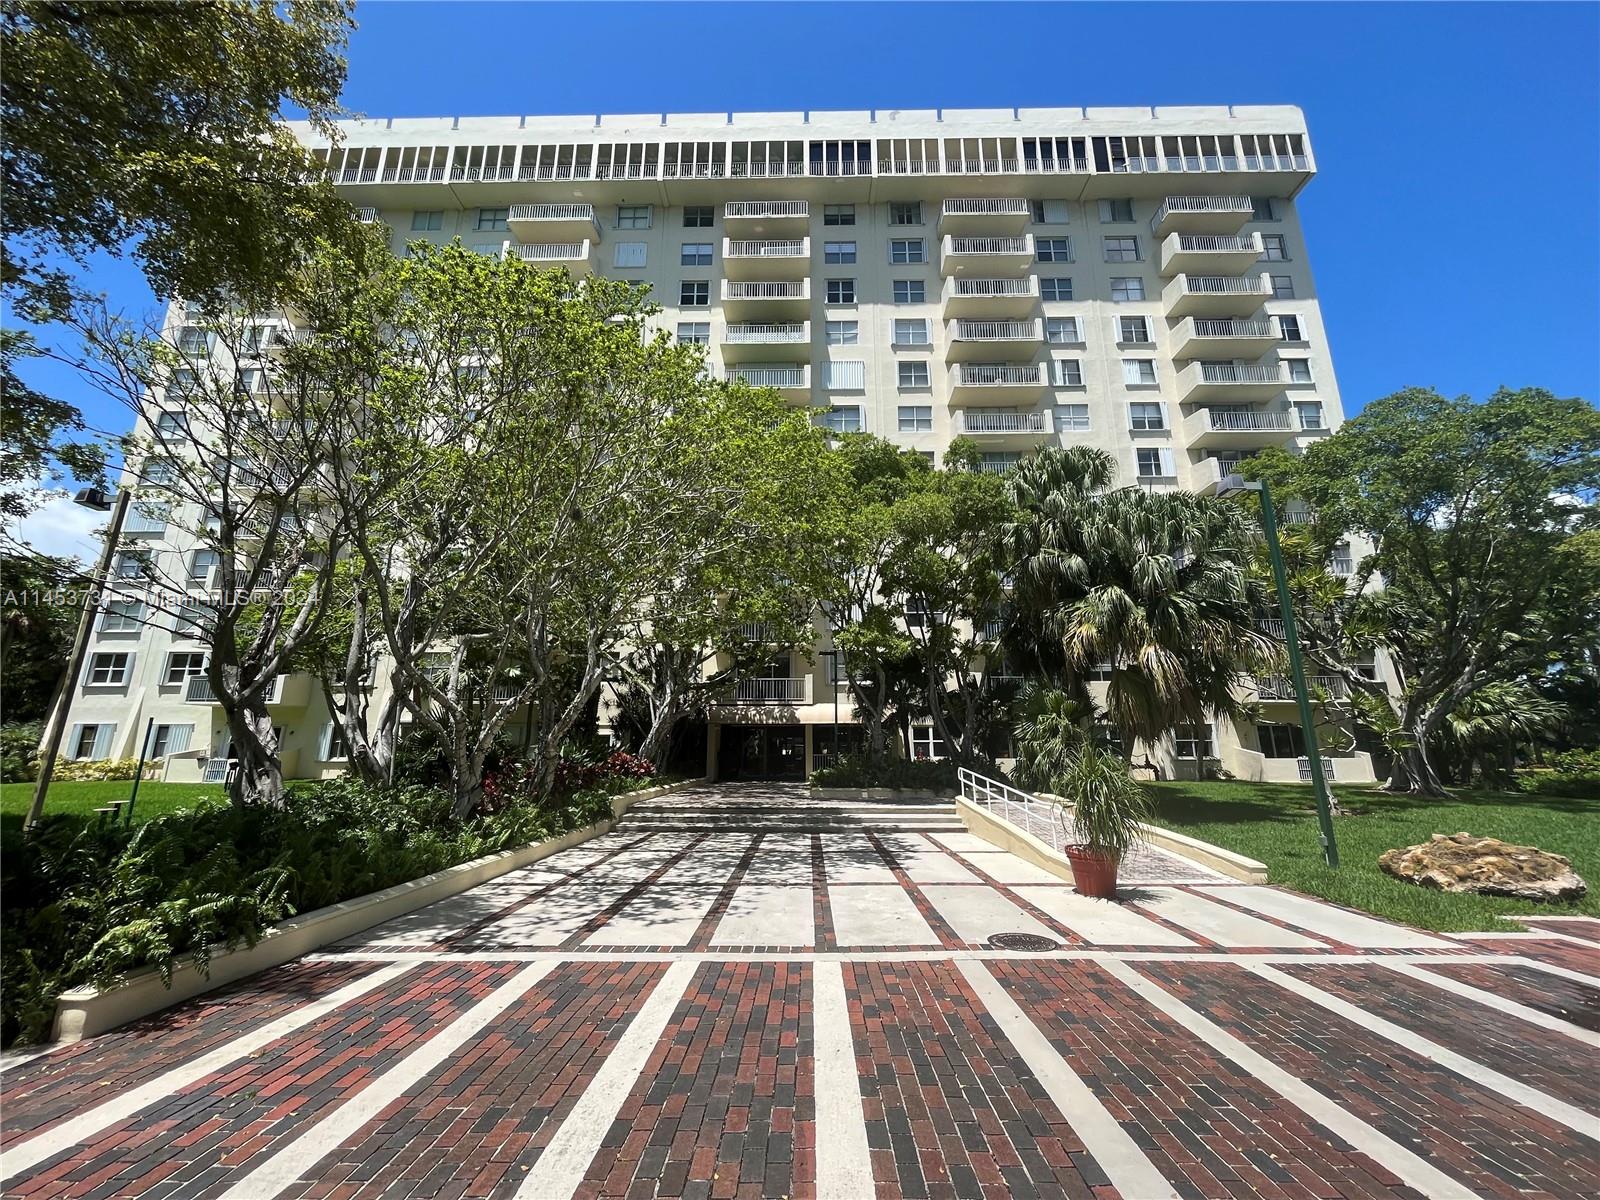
[957,795,1268,885]
[49,777,706,1044]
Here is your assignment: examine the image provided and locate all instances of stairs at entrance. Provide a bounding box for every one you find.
[622,783,964,834]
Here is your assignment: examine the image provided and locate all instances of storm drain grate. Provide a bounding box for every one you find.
[986,932,1060,952]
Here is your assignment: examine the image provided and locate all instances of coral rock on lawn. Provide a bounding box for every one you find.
[1379,832,1587,902]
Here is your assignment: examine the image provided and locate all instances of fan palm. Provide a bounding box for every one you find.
[999,446,1274,761]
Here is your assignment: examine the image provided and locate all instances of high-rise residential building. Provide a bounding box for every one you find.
[53,105,1386,787]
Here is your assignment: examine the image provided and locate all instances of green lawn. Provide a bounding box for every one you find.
[1145,779,1599,932]
[1,780,222,836]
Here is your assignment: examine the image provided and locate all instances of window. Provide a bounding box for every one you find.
[825,320,859,345]
[1118,316,1151,344]
[1036,237,1073,263]
[893,318,930,345]
[410,211,443,231]
[1295,400,1327,431]
[1251,196,1277,221]
[817,405,864,433]
[70,724,113,760]
[679,280,710,307]
[188,548,218,584]
[115,551,151,579]
[88,652,131,685]
[613,242,647,268]
[680,242,713,266]
[682,205,713,228]
[1175,723,1214,759]
[898,405,933,432]
[826,278,856,304]
[164,652,206,685]
[1122,358,1157,386]
[676,322,710,345]
[910,726,947,761]
[100,597,144,633]
[150,723,194,759]
[1031,199,1069,224]
[234,367,262,394]
[823,204,855,226]
[616,204,652,229]
[915,450,936,465]
[1110,277,1145,302]
[154,410,187,438]
[1259,723,1306,759]
[172,601,206,639]
[1045,317,1080,344]
[979,452,1020,475]
[824,241,857,264]
[176,326,210,356]
[320,722,350,762]
[1330,541,1354,575]
[1057,403,1090,432]
[1103,236,1140,262]
[240,325,275,355]
[904,597,938,628]
[1271,274,1295,298]
[169,368,198,394]
[1285,358,1313,383]
[889,238,926,264]
[1136,447,1175,478]
[1050,359,1083,387]
[1277,314,1303,341]
[823,360,865,390]
[889,202,922,225]
[1261,234,1289,261]
[1040,277,1073,302]
[893,279,925,304]
[1099,198,1135,223]
[1129,402,1167,431]
[898,361,931,389]
[475,208,508,231]
[470,242,501,257]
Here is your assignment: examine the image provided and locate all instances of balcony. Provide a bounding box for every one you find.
[954,410,1052,441]
[940,234,1034,276]
[1159,232,1263,277]
[1163,273,1272,318]
[1178,360,1288,402]
[732,676,813,704]
[944,318,1043,360]
[940,275,1040,318]
[184,674,292,704]
[355,207,379,223]
[939,198,1031,234]
[720,279,810,317]
[721,322,810,360]
[507,203,600,243]
[725,363,811,401]
[723,200,809,234]
[1150,195,1254,237]
[1171,317,1278,359]
[511,241,593,275]
[723,238,810,278]
[1256,675,1349,703]
[948,363,1047,403]
[1183,407,1297,449]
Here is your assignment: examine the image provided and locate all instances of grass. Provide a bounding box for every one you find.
[1,780,223,837]
[1144,779,1599,932]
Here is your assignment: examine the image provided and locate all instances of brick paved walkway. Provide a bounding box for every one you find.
[3,782,1597,1199]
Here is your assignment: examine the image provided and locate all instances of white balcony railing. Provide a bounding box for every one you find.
[1182,274,1270,296]
[1198,362,1287,384]
[944,277,1040,302]
[1203,410,1296,433]
[944,235,1031,255]
[958,410,1050,434]
[724,238,808,258]
[1189,318,1277,340]
[952,363,1044,386]
[942,198,1031,217]
[722,280,809,301]
[724,200,809,219]
[1259,675,1348,700]
[1174,234,1261,253]
[949,319,1041,342]
[510,203,595,221]
[355,208,379,223]
[1151,195,1254,230]
[734,677,810,703]
[725,365,809,389]
[724,323,808,344]
[513,241,589,262]
[185,675,282,703]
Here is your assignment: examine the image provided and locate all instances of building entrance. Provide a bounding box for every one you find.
[716,725,806,780]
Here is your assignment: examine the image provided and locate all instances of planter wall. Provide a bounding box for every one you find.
[50,777,705,1044]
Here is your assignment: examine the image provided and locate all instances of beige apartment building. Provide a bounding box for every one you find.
[54,105,1381,787]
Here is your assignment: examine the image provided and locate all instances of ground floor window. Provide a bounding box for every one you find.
[70,723,115,759]
[910,725,946,760]
[149,723,194,758]
[1258,722,1307,758]
[1175,723,1214,759]
[320,722,350,761]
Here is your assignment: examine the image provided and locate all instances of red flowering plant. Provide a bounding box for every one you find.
[482,748,657,812]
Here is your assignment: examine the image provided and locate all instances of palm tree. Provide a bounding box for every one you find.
[1434,681,1567,786]
[999,446,1274,766]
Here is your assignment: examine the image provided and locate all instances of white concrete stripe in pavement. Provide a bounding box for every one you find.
[1503,955,1600,989]
[957,961,1180,1199]
[1130,887,1322,948]
[1194,885,1453,948]
[1248,963,1600,1139]
[513,959,697,1199]
[828,883,941,946]
[1386,960,1600,1047]
[217,961,557,1200]
[586,882,723,946]
[812,960,875,1200]
[712,885,815,946]
[920,884,1056,945]
[1098,959,1480,1200]
[0,964,412,1184]
[1015,887,1196,947]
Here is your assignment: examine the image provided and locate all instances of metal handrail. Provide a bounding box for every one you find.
[958,768,1075,855]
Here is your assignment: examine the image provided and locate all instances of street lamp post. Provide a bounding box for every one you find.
[1219,474,1340,868]
[24,485,133,833]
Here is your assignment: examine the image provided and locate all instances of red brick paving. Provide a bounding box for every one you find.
[990,960,1424,1200]
[1416,959,1600,1032]
[1474,936,1600,975]
[1136,960,1600,1200]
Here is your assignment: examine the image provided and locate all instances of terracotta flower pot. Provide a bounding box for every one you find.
[1064,845,1121,899]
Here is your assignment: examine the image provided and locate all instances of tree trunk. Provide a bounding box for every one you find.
[1386,741,1450,797]
[226,701,284,807]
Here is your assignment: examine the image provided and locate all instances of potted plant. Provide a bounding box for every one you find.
[1053,745,1153,899]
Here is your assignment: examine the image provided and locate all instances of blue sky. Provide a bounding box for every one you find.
[16,1,1599,554]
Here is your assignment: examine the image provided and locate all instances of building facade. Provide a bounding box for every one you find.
[53,105,1381,786]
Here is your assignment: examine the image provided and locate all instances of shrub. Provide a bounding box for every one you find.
[1,722,42,783]
[810,752,958,793]
[1050,746,1153,857]
[1522,748,1600,798]
[52,757,157,782]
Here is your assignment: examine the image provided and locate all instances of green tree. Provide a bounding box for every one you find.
[1250,386,1600,795]
[1,551,79,720]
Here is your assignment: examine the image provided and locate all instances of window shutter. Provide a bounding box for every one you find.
[825,360,865,391]
[123,651,136,683]
[1097,200,1112,222]
[167,724,193,755]
[67,724,83,760]
[613,242,647,268]
[92,724,117,759]
[1157,403,1169,429]
[1159,448,1176,477]
[319,721,334,761]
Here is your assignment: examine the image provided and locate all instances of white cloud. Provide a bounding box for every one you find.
[8,488,105,564]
